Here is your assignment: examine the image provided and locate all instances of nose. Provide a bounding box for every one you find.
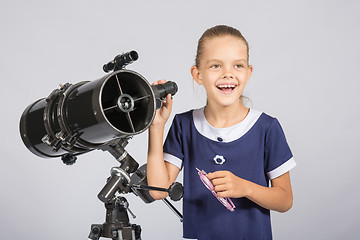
[222,73,234,79]
[222,67,234,79]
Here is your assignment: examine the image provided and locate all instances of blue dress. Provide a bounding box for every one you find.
[163,107,296,240]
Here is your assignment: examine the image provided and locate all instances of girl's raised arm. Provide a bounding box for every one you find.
[147,80,180,200]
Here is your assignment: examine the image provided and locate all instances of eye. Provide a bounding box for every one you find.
[210,64,221,69]
[235,64,243,69]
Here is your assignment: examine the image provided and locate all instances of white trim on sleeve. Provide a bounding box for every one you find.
[267,157,296,180]
[163,153,182,169]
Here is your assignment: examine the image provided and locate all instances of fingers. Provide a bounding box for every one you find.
[212,178,234,198]
[211,177,225,186]
[152,79,167,85]
[207,171,225,185]
[206,171,228,180]
[206,171,235,197]
[204,171,247,198]
[152,79,173,113]
[216,191,231,198]
[163,94,173,109]
[213,183,228,193]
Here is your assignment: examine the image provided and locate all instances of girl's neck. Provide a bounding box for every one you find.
[204,103,249,128]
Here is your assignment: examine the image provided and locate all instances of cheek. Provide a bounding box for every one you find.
[200,73,215,84]
[238,72,251,83]
[205,71,222,81]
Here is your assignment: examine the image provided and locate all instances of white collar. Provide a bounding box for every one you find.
[193,107,262,143]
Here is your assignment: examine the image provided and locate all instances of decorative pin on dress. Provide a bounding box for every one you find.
[213,155,226,165]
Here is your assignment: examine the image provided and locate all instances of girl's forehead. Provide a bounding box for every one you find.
[202,36,248,60]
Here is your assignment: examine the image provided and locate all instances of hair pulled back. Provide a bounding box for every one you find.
[195,25,250,68]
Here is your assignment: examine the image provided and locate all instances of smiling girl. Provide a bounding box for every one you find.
[147,25,296,240]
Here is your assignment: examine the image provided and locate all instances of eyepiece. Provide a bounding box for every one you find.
[152,81,178,100]
[103,51,139,72]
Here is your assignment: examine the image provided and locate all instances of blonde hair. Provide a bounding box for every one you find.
[195,25,250,68]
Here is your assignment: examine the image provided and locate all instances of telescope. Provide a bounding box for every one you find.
[19,51,183,240]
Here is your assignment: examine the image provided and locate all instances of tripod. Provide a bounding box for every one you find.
[88,144,183,240]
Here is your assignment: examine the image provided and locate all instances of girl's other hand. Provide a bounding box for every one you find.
[151,80,173,128]
[206,171,251,198]
[207,170,294,212]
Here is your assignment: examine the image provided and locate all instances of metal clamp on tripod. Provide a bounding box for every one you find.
[19,51,181,240]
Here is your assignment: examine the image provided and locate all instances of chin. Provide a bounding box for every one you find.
[217,100,242,108]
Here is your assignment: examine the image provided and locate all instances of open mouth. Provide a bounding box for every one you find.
[216,84,237,94]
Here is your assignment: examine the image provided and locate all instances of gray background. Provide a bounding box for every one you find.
[1,0,359,239]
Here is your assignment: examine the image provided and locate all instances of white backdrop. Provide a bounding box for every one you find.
[1,0,359,239]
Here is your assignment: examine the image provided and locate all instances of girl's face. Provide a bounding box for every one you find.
[191,35,253,108]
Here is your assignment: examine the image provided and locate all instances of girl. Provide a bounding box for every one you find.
[147,25,296,240]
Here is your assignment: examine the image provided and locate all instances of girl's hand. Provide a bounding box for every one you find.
[151,79,173,128]
[206,171,251,198]
[207,171,294,212]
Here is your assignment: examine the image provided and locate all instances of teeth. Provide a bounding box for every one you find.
[217,84,236,88]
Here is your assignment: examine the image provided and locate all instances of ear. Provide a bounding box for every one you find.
[191,65,203,85]
[245,65,253,84]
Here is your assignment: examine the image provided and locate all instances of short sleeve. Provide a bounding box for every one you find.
[264,118,296,180]
[163,115,184,169]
